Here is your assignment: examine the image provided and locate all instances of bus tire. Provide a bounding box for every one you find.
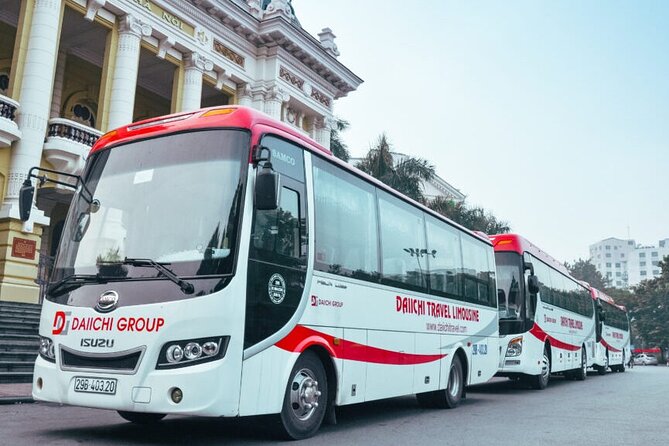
[117,411,166,424]
[275,351,328,440]
[597,354,608,375]
[417,355,464,409]
[574,347,587,381]
[529,348,551,390]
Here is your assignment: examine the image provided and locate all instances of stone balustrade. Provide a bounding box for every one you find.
[0,94,21,147]
[43,118,103,176]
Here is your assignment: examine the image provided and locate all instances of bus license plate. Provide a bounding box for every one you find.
[73,376,117,395]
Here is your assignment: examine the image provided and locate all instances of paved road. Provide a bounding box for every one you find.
[2,367,665,445]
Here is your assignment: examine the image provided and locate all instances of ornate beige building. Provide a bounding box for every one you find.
[0,0,362,303]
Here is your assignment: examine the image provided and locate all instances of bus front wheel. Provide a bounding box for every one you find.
[528,348,551,390]
[117,411,166,424]
[275,351,328,440]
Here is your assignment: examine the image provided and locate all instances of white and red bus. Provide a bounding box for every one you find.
[490,234,596,389]
[24,106,499,439]
[589,287,630,373]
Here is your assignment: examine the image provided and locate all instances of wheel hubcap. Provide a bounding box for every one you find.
[541,354,550,384]
[448,364,461,398]
[289,368,322,421]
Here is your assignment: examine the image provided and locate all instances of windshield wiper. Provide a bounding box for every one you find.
[122,257,194,294]
[48,274,110,298]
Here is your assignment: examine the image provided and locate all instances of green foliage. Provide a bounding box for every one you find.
[355,133,435,202]
[566,258,610,289]
[426,196,511,234]
[610,256,669,353]
[329,118,351,162]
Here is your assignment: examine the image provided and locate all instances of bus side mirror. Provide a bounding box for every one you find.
[19,179,35,221]
[255,161,279,211]
[599,310,606,322]
[527,275,540,295]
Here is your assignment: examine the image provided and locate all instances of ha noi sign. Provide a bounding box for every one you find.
[129,0,195,37]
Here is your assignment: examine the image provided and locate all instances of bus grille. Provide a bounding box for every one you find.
[60,346,145,375]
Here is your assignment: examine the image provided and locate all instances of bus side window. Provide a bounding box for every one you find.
[253,187,301,259]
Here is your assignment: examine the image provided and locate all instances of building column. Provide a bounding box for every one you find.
[106,15,151,130]
[263,86,288,121]
[4,0,63,205]
[0,0,63,303]
[314,116,333,149]
[180,52,213,112]
[237,83,253,107]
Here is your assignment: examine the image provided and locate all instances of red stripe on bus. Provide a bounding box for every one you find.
[275,325,447,365]
[529,323,581,352]
[600,339,621,353]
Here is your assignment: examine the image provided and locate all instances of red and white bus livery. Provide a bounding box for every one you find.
[491,234,596,389]
[589,287,630,373]
[26,106,499,439]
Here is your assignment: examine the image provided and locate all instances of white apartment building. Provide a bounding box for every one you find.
[589,237,669,288]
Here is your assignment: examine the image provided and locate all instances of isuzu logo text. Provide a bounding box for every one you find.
[81,338,115,348]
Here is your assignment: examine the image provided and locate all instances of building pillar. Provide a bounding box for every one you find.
[263,86,288,121]
[4,0,63,205]
[106,15,151,130]
[314,116,333,149]
[0,0,63,303]
[237,83,253,107]
[180,52,213,112]
[50,50,67,119]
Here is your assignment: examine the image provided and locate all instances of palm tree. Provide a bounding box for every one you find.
[427,196,511,234]
[355,133,435,202]
[329,118,351,162]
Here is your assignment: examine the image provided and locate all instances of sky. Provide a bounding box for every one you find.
[292,0,669,264]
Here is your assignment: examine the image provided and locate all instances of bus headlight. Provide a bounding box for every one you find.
[506,336,523,357]
[39,337,56,363]
[156,336,230,369]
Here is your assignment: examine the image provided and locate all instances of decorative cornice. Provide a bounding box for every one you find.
[310,87,331,108]
[279,66,304,90]
[85,0,106,21]
[184,52,214,72]
[213,40,245,67]
[119,14,152,38]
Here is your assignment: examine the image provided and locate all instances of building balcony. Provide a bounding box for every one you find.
[43,118,102,176]
[0,94,21,148]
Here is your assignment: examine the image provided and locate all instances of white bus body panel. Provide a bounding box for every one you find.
[498,302,595,376]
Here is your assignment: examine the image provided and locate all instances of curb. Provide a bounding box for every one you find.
[0,396,34,405]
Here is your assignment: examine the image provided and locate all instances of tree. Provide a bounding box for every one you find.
[566,258,610,289]
[356,133,435,202]
[329,118,350,162]
[426,196,511,234]
[625,257,669,353]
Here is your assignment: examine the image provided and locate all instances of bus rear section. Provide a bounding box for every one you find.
[492,234,596,389]
[590,287,631,373]
[27,106,500,439]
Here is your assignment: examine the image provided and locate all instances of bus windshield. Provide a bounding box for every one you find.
[495,252,524,321]
[49,129,250,294]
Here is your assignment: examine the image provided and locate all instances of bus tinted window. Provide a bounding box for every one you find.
[313,159,379,280]
[252,186,303,262]
[461,235,496,307]
[425,216,462,297]
[602,301,628,330]
[378,192,428,292]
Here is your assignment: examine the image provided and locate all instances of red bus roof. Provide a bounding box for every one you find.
[90,106,332,158]
[488,233,572,277]
[91,106,491,246]
[588,286,627,311]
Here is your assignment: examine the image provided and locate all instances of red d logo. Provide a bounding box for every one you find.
[52,311,70,335]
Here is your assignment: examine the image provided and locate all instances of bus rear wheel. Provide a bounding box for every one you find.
[597,355,608,375]
[117,411,166,424]
[416,355,464,409]
[573,347,587,381]
[274,351,328,440]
